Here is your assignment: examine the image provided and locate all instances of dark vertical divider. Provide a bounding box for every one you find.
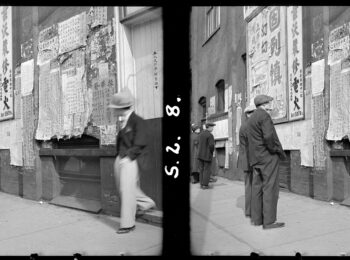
[162,5,191,256]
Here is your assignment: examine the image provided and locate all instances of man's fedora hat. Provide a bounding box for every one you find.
[108,89,134,109]
[254,94,273,106]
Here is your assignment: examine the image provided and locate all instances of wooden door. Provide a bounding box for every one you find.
[131,17,163,120]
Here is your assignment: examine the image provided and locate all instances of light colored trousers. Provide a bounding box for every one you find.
[114,156,155,228]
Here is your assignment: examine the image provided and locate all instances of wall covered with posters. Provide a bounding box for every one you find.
[35,6,119,145]
[0,6,120,167]
[246,6,314,167]
[0,7,163,211]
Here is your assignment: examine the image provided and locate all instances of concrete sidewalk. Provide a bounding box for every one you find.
[191,176,350,256]
[0,192,162,256]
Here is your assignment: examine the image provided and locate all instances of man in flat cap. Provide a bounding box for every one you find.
[190,123,201,184]
[108,88,156,234]
[237,104,256,220]
[197,122,216,189]
[246,94,286,229]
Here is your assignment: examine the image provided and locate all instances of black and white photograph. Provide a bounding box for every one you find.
[0,6,163,255]
[190,6,350,256]
[4,4,350,257]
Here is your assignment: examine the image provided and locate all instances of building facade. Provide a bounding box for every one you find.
[191,6,350,203]
[0,6,162,216]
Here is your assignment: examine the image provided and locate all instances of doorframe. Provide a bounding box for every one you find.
[114,6,162,114]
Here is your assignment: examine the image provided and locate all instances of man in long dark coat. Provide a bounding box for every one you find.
[190,123,201,183]
[246,94,286,229]
[237,104,256,219]
[197,122,216,189]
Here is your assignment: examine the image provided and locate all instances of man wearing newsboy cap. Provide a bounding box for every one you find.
[108,88,156,234]
[246,94,286,229]
[237,104,256,221]
[197,122,216,189]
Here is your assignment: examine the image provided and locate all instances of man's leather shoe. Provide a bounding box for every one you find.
[263,222,285,229]
[200,185,211,189]
[117,225,135,234]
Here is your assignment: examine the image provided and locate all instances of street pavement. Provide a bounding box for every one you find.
[191,176,350,256]
[0,192,162,256]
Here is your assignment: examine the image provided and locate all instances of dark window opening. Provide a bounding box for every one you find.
[52,134,100,149]
[216,79,225,113]
[198,96,207,120]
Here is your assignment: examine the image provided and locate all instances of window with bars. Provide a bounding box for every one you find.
[205,6,220,41]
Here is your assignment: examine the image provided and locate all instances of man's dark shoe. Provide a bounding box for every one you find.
[200,185,211,189]
[117,225,135,234]
[263,222,285,229]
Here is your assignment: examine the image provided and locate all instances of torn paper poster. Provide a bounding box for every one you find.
[274,119,313,167]
[88,6,108,29]
[21,59,34,96]
[90,23,116,64]
[36,63,63,140]
[311,59,325,96]
[22,94,35,167]
[312,94,326,169]
[98,62,109,80]
[91,76,117,126]
[14,74,21,120]
[21,38,34,62]
[328,22,350,65]
[37,24,59,65]
[58,12,87,54]
[100,125,116,146]
[326,62,350,141]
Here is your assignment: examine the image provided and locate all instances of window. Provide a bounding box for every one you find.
[242,53,247,103]
[205,6,220,40]
[216,80,225,113]
[198,96,207,120]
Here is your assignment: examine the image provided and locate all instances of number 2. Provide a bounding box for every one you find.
[166,143,180,154]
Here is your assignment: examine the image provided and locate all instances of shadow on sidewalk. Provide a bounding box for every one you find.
[190,184,213,255]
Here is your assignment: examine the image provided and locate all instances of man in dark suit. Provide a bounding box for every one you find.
[237,104,256,220]
[190,123,201,184]
[246,94,286,229]
[197,122,216,189]
[108,89,155,234]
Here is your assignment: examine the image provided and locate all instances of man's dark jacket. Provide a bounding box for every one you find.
[246,107,286,166]
[116,111,149,171]
[237,121,251,172]
[197,129,215,162]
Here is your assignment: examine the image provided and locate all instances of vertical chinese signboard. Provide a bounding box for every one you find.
[247,6,288,122]
[0,7,13,121]
[287,6,304,121]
